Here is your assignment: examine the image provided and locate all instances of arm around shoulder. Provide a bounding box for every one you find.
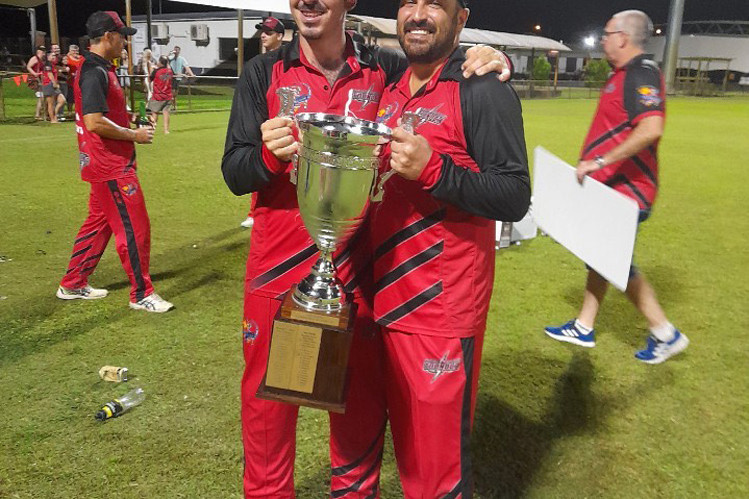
[430,76,530,221]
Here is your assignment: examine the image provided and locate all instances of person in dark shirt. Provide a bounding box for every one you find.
[544,10,688,364]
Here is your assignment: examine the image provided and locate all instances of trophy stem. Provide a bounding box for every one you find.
[292,249,345,312]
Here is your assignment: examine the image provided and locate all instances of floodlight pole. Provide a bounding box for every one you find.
[237,9,244,76]
[663,0,685,94]
[27,8,36,55]
[126,0,135,114]
[47,0,59,45]
[146,0,153,50]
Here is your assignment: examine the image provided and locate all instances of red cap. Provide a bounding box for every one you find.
[255,17,285,34]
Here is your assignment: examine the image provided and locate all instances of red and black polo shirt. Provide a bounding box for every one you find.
[74,51,136,183]
[222,35,407,300]
[583,54,666,210]
[371,48,530,337]
[150,67,173,101]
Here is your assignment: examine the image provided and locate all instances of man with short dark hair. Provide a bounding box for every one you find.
[241,17,286,228]
[544,10,688,364]
[167,45,194,110]
[257,16,285,53]
[371,0,530,495]
[57,11,173,313]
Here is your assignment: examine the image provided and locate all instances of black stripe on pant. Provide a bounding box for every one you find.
[443,337,476,499]
[107,180,148,302]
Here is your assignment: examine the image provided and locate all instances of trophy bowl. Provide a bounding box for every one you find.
[293,113,391,311]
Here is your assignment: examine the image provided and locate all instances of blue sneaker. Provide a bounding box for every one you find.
[544,320,596,348]
[635,330,689,364]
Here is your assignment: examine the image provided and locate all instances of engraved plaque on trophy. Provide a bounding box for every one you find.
[256,112,391,413]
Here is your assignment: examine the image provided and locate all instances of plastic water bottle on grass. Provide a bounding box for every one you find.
[95,387,145,421]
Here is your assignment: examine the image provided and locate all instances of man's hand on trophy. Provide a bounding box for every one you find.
[389,126,433,181]
[462,45,512,82]
[261,117,298,162]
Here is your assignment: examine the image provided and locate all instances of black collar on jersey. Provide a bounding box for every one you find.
[623,53,647,70]
[437,47,468,81]
[281,34,379,73]
[385,45,467,92]
[85,51,113,69]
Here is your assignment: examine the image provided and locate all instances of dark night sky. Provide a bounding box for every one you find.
[1,0,747,45]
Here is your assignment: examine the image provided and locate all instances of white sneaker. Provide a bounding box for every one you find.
[56,285,108,300]
[240,216,254,228]
[129,293,174,313]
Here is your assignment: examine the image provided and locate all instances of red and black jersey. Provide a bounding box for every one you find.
[74,51,137,183]
[222,35,407,300]
[371,48,530,337]
[150,67,173,101]
[67,54,83,80]
[41,60,57,86]
[583,55,666,209]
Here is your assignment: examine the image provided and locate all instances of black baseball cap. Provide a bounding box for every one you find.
[86,11,137,38]
[457,0,468,6]
[255,17,285,34]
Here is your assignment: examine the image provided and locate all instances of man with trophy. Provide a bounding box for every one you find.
[370,0,530,496]
[221,0,510,496]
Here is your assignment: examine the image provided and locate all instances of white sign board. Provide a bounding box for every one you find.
[532,146,639,291]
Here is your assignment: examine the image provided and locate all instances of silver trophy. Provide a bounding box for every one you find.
[292,113,391,311]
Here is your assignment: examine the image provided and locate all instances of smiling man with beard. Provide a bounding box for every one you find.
[222,0,511,497]
[370,0,530,496]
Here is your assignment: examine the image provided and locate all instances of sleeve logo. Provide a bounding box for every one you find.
[637,85,662,107]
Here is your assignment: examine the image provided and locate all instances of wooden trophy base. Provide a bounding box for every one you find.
[256,286,355,413]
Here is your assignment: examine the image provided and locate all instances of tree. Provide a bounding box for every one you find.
[532,56,551,81]
[584,59,611,88]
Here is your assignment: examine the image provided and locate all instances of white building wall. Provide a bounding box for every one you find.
[131,17,265,72]
[647,35,749,73]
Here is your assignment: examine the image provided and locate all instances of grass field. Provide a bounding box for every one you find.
[0,96,748,498]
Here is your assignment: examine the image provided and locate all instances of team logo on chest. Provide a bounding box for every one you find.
[423,352,461,383]
[350,85,380,109]
[278,83,313,115]
[376,102,399,124]
[414,104,447,128]
[604,82,616,93]
[242,319,259,345]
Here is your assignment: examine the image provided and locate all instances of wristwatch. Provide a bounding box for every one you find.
[594,155,606,169]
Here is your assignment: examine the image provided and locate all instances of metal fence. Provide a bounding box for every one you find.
[0,73,240,121]
[2,73,747,122]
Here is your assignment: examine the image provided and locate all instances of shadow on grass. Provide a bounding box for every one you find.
[473,352,597,498]
[0,228,245,368]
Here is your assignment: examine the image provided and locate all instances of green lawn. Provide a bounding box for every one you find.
[0,97,747,498]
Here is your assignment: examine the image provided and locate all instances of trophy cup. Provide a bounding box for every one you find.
[257,109,391,413]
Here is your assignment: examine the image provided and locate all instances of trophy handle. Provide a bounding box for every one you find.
[372,169,396,202]
[371,112,421,202]
[290,153,299,185]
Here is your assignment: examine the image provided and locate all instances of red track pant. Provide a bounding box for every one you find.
[383,329,485,499]
[60,177,153,302]
[241,293,386,498]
